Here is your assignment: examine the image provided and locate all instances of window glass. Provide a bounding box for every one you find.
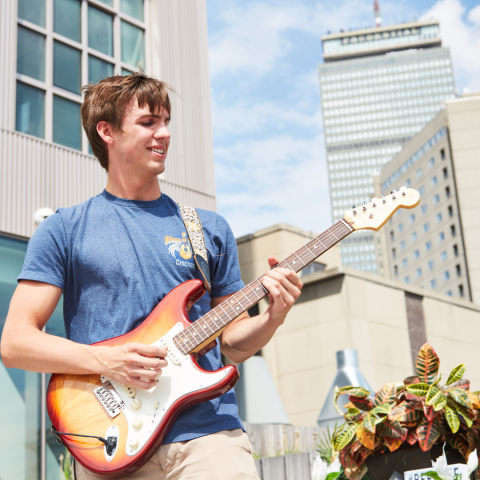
[416,268,422,278]
[413,250,420,259]
[0,235,42,480]
[431,279,437,288]
[121,21,145,67]
[54,0,81,43]
[428,260,435,270]
[88,55,114,84]
[421,204,428,214]
[426,241,432,251]
[88,6,113,56]
[96,0,113,5]
[53,95,82,150]
[122,68,133,76]
[17,26,46,82]
[16,82,45,139]
[18,0,46,27]
[54,41,81,94]
[120,0,144,21]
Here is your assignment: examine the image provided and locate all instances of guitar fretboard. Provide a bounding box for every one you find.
[172,219,354,355]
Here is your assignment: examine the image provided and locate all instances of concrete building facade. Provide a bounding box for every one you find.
[0,2,215,479]
[237,224,480,427]
[318,21,456,274]
[379,94,480,304]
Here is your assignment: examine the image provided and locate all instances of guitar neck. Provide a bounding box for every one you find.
[173,219,354,355]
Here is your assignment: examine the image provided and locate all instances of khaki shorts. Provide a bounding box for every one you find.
[74,429,260,480]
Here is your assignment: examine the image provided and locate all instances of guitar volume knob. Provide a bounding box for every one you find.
[131,398,142,411]
[129,437,140,450]
[132,418,144,430]
[125,386,136,398]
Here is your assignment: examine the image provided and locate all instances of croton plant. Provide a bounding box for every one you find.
[331,343,480,480]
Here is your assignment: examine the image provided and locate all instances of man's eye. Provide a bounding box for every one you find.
[141,121,152,126]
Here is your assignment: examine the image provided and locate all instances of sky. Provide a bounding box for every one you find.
[206,0,480,238]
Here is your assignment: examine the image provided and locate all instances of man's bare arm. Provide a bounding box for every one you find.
[1,280,167,389]
[217,255,303,364]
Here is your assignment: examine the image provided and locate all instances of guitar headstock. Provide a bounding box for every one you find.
[344,187,420,231]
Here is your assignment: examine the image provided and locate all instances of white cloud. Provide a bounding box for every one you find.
[421,0,480,92]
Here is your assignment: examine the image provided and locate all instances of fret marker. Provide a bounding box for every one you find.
[314,246,317,249]
[293,261,296,264]
[215,317,218,320]
[236,307,239,310]
[256,287,259,291]
[194,333,197,336]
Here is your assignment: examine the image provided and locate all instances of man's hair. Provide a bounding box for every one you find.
[81,72,173,171]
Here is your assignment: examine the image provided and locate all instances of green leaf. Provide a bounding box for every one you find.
[356,424,375,450]
[338,386,370,397]
[446,364,466,385]
[448,388,473,410]
[377,419,407,440]
[349,396,373,411]
[374,382,396,406]
[389,401,419,422]
[433,398,447,412]
[334,423,358,450]
[444,379,470,391]
[420,471,443,480]
[326,472,342,480]
[444,404,460,433]
[370,403,392,416]
[415,343,440,385]
[417,416,441,451]
[456,406,474,428]
[333,386,344,416]
[406,382,430,397]
[363,413,376,433]
[426,384,446,407]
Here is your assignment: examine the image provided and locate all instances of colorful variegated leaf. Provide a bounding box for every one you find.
[377,419,407,440]
[444,379,470,391]
[344,401,355,409]
[426,384,446,407]
[335,423,358,450]
[423,402,438,421]
[374,382,396,406]
[417,416,441,451]
[468,392,480,409]
[339,386,370,397]
[389,401,420,422]
[446,364,466,385]
[456,406,474,427]
[444,404,460,433]
[448,388,473,410]
[383,436,403,452]
[370,403,392,416]
[363,413,376,433]
[349,396,373,411]
[415,343,440,385]
[433,397,447,412]
[406,430,418,445]
[344,461,367,480]
[356,425,375,450]
[446,434,468,459]
[406,383,430,397]
[404,375,420,385]
[345,408,362,421]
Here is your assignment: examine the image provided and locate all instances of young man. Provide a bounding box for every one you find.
[1,73,303,479]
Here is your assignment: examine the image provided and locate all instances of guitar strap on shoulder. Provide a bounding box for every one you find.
[177,204,212,294]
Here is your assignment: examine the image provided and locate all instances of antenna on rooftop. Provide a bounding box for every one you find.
[374,0,382,27]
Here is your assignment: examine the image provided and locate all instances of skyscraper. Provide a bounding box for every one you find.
[318,20,456,273]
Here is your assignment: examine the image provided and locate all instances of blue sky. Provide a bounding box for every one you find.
[206,0,480,238]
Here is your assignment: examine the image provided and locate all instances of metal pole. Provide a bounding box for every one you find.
[41,326,47,480]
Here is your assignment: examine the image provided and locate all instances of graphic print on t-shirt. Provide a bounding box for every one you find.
[165,232,195,270]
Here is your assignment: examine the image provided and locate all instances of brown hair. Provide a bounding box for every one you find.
[81,72,173,171]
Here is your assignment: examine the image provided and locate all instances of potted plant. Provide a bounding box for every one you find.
[328,343,480,480]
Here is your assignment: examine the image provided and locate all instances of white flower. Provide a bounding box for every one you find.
[467,449,478,477]
[311,455,328,480]
[431,447,454,480]
[311,454,342,480]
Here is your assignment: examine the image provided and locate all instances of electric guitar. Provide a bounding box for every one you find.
[47,187,420,478]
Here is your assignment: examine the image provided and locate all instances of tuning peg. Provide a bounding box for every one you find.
[399,186,407,196]
[391,190,396,194]
[352,205,357,209]
[371,198,378,208]
[362,201,366,204]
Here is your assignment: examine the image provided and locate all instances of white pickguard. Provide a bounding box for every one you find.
[100,323,229,456]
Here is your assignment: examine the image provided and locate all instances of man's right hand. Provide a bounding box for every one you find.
[96,343,169,390]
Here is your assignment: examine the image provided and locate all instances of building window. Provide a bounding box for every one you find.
[445,186,451,198]
[456,264,461,276]
[446,290,452,296]
[459,284,464,297]
[430,176,437,186]
[394,265,398,276]
[423,222,430,232]
[450,225,456,237]
[16,0,146,151]
[443,167,448,179]
[443,271,450,281]
[411,232,417,241]
[430,278,437,288]
[405,179,411,187]
[405,276,411,284]
[421,204,428,214]
[428,157,435,167]
[390,231,394,241]
[392,248,396,259]
[428,260,435,270]
[453,244,459,257]
[409,214,415,223]
[416,268,422,278]
[413,249,420,259]
[433,194,440,205]
[398,223,404,232]
[435,213,442,223]
[441,251,447,262]
[438,232,445,242]
[440,148,446,160]
[419,186,426,196]
[416,168,423,178]
[400,240,406,250]
[402,258,408,268]
[448,205,453,217]
[426,241,432,251]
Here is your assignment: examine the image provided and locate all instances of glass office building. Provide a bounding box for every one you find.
[318,21,456,273]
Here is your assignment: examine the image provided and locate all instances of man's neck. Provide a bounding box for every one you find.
[105,175,162,201]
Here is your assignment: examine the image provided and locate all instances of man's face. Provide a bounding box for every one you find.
[110,98,171,176]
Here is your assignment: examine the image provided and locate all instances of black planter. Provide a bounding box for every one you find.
[365,444,470,480]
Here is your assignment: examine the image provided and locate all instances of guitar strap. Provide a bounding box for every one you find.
[177,204,212,294]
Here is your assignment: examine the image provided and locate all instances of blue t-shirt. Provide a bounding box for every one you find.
[18,190,245,443]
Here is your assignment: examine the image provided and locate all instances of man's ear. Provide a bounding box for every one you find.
[97,121,115,146]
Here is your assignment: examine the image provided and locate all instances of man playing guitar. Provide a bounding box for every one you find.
[1,73,303,479]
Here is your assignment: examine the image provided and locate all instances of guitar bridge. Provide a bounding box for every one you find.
[94,381,124,418]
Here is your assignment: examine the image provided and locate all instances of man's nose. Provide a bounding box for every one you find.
[154,124,171,139]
